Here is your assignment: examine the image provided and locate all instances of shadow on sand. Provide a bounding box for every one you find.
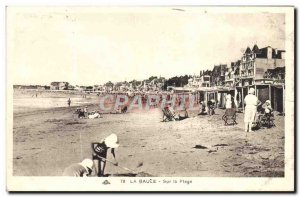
[193,145,208,149]
[107,172,154,177]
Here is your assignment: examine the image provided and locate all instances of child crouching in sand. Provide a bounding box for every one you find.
[62,158,94,177]
[91,133,119,177]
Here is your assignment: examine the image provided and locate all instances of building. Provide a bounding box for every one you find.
[211,64,227,87]
[235,45,285,112]
[224,62,235,88]
[239,45,285,87]
[93,85,104,92]
[50,82,69,90]
[184,74,212,89]
[185,75,202,88]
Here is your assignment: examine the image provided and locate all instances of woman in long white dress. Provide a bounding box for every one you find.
[244,88,259,133]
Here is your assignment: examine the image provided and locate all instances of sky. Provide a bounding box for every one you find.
[7,7,286,86]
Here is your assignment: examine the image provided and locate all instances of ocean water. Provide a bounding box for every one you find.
[13,96,99,113]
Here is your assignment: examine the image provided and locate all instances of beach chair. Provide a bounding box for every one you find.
[222,108,237,125]
[260,112,275,128]
[162,108,176,122]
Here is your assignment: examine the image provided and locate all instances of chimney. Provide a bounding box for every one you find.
[267,46,272,59]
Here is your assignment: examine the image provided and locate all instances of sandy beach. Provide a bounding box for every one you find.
[13,93,285,177]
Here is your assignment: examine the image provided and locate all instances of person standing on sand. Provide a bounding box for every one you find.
[68,98,71,107]
[91,134,119,177]
[207,99,215,115]
[62,158,94,177]
[225,94,232,109]
[84,106,88,117]
[199,101,206,115]
[244,88,259,133]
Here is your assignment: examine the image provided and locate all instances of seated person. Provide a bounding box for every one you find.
[177,108,188,120]
[262,100,273,115]
[77,109,85,118]
[88,112,101,119]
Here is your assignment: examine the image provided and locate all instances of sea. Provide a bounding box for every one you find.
[13,90,99,113]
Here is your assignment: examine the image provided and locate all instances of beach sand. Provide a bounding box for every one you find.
[13,103,284,177]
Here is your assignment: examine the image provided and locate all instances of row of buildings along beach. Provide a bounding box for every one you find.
[13,44,286,113]
[174,44,285,113]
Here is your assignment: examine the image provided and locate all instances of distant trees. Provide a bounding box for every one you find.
[105,81,114,87]
[50,81,69,90]
[86,86,94,90]
[64,82,69,90]
[148,76,158,81]
[163,75,191,90]
[129,80,141,89]
[103,75,191,91]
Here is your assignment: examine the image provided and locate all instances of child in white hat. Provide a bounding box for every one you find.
[91,133,119,177]
[62,158,94,177]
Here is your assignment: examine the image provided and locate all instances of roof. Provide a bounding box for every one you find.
[254,46,285,59]
[252,44,260,53]
[245,47,252,54]
[213,65,220,71]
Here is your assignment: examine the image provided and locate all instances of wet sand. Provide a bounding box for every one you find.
[13,103,284,177]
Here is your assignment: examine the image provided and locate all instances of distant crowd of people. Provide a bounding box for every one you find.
[74,106,102,119]
[68,89,274,131]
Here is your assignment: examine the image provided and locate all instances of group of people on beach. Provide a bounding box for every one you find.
[199,99,217,116]
[61,88,275,177]
[244,88,273,132]
[63,134,119,177]
[173,88,274,133]
[74,106,102,119]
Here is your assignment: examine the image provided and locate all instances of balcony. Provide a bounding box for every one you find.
[240,74,254,78]
[225,75,234,81]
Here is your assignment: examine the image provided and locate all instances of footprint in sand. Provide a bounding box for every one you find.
[207,150,217,153]
[31,147,41,150]
[213,144,229,147]
[233,162,244,166]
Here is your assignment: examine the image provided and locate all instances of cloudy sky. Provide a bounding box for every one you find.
[7,7,286,86]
